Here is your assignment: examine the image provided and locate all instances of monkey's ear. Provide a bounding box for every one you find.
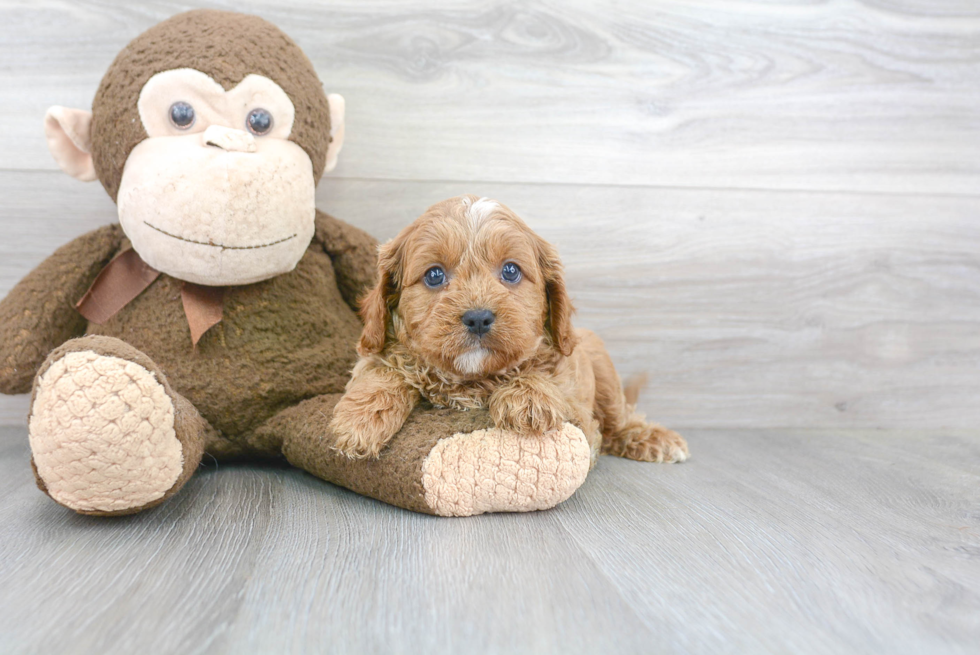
[44,106,97,182]
[324,94,345,174]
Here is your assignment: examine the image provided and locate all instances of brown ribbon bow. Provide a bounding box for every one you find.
[76,248,226,346]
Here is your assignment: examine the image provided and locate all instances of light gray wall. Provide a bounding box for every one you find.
[1,0,978,428]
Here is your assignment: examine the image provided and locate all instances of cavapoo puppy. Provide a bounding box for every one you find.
[331,195,689,465]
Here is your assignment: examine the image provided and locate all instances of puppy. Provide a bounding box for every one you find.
[331,195,689,464]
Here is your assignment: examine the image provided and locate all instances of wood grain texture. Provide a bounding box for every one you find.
[0,425,977,654]
[1,0,979,193]
[2,173,978,429]
[2,0,979,429]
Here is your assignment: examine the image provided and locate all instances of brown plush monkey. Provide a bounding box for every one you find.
[0,10,592,516]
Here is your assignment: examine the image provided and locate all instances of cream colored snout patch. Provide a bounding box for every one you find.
[117,135,316,286]
[203,125,256,152]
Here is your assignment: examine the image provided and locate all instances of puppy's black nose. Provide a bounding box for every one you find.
[462,309,495,336]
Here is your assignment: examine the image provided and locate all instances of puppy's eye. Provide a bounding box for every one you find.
[169,102,195,129]
[424,266,446,288]
[247,108,273,135]
[501,262,522,284]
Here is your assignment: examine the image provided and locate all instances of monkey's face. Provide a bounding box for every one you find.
[43,10,344,287]
[116,69,315,286]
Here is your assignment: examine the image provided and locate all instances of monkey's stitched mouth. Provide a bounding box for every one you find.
[143,221,297,250]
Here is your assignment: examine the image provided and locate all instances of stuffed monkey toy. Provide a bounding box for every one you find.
[0,10,593,517]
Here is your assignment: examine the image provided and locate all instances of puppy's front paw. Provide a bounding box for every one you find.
[330,393,406,459]
[331,423,389,460]
[489,378,571,435]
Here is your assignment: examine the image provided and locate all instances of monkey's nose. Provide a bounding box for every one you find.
[462,309,495,336]
[202,125,256,153]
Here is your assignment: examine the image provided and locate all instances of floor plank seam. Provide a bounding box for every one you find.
[3,168,980,200]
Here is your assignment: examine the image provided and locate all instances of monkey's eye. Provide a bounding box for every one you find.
[169,102,195,129]
[501,262,522,284]
[246,108,273,135]
[423,266,447,289]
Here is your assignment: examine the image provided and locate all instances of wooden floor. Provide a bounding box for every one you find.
[0,425,977,654]
[1,1,979,653]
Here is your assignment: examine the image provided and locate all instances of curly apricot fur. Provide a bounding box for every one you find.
[335,195,689,464]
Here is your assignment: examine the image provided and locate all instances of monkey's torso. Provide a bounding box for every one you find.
[86,238,362,438]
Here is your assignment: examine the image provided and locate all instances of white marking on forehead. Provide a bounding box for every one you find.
[454,347,489,376]
[463,197,499,229]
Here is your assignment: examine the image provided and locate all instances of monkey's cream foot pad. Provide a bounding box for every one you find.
[28,351,182,513]
[421,423,591,517]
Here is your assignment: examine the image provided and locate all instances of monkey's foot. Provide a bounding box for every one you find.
[29,350,183,514]
[420,422,591,517]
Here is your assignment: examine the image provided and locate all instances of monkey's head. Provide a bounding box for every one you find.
[43,10,344,286]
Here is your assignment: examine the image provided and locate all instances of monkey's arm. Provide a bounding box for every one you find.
[0,223,123,394]
[255,399,593,517]
[314,210,379,312]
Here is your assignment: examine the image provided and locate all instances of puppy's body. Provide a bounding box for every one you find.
[332,196,688,464]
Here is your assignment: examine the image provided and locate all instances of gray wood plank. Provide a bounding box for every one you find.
[3,173,978,430]
[1,426,978,654]
[1,0,979,194]
[556,430,980,654]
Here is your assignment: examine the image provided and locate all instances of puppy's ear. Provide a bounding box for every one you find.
[357,234,405,356]
[536,236,576,357]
